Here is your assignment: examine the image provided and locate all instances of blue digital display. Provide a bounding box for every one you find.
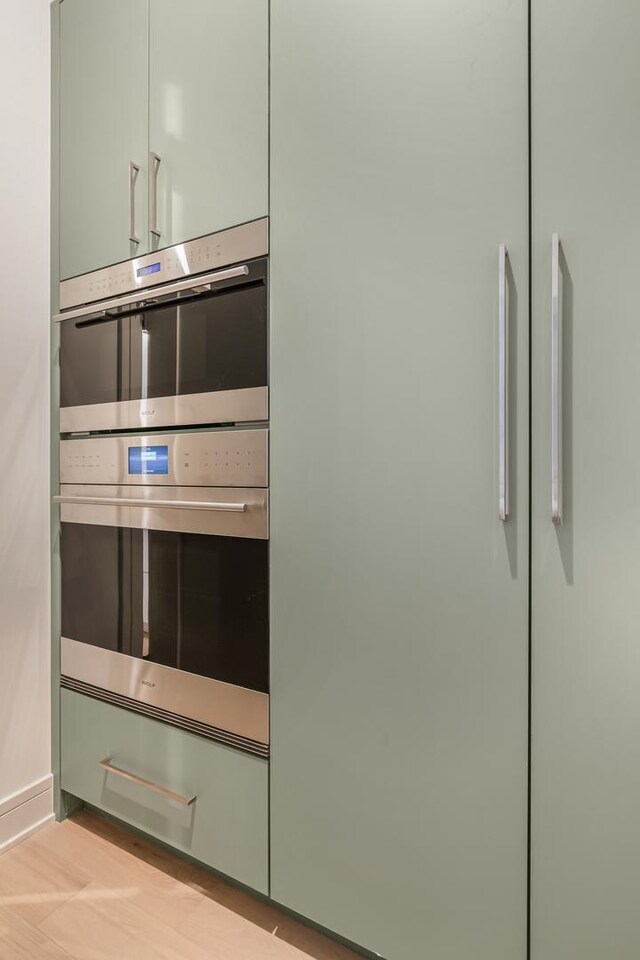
[136,262,161,278]
[128,445,169,475]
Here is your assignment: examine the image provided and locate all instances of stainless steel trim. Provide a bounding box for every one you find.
[56,493,250,513]
[142,528,150,658]
[60,429,268,488]
[60,386,268,434]
[61,637,269,747]
[149,152,161,240]
[498,243,509,521]
[175,305,181,394]
[128,162,140,245]
[61,677,269,757]
[53,265,249,323]
[55,495,247,512]
[100,758,196,806]
[551,233,562,524]
[57,485,268,539]
[59,218,268,311]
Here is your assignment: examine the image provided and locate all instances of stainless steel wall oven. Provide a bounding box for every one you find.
[57,430,269,757]
[55,220,271,758]
[55,219,268,434]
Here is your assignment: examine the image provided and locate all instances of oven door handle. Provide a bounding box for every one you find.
[52,264,250,323]
[53,495,248,512]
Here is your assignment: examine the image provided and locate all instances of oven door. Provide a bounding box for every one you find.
[59,259,268,434]
[58,486,269,755]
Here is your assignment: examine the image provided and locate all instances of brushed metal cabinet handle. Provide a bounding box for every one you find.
[551,233,563,524]
[100,758,196,806]
[498,243,509,521]
[128,162,140,244]
[149,152,162,240]
[53,495,248,512]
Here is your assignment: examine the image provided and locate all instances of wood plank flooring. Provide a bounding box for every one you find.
[0,810,363,960]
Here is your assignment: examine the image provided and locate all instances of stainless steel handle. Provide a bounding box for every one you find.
[128,162,140,244]
[551,233,562,524]
[52,264,250,323]
[54,495,248,512]
[142,529,150,658]
[498,243,509,521]
[100,758,196,806]
[149,152,161,240]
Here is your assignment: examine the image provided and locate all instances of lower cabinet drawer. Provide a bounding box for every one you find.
[60,689,269,894]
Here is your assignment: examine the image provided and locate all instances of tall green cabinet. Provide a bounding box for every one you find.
[269,2,529,958]
[531,3,640,958]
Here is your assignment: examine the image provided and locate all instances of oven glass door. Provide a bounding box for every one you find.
[129,276,268,402]
[60,315,129,409]
[61,523,269,693]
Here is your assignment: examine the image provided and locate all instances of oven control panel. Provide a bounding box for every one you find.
[59,218,268,311]
[59,430,268,488]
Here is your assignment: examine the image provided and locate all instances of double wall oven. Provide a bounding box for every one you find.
[54,220,270,757]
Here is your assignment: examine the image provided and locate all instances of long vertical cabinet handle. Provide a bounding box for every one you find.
[149,152,162,240]
[128,162,140,244]
[498,243,509,521]
[551,233,563,524]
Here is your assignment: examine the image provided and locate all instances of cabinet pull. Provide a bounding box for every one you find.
[551,233,562,524]
[128,162,140,244]
[100,758,196,806]
[149,152,162,240]
[498,243,509,521]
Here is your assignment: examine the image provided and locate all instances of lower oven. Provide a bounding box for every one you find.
[56,429,269,757]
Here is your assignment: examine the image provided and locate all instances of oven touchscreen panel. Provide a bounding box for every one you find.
[128,445,169,475]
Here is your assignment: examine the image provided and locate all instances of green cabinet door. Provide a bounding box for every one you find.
[531,5,640,958]
[59,0,148,280]
[270,3,529,959]
[149,0,268,249]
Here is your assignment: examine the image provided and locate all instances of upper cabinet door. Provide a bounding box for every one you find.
[531,4,640,959]
[270,2,529,959]
[149,0,268,249]
[59,0,148,280]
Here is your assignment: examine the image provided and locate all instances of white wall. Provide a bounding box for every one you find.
[0,0,53,848]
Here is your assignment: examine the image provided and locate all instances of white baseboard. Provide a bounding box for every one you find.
[0,775,54,855]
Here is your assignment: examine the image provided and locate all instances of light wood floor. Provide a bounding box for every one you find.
[0,810,363,960]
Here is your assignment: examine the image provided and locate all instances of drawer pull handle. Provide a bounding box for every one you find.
[100,758,196,806]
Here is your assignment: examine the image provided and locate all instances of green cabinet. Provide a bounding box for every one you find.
[149,0,268,250]
[60,0,148,280]
[531,4,640,958]
[269,2,529,958]
[58,0,268,280]
[61,690,269,894]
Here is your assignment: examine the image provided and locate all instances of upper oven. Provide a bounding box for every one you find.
[55,219,268,434]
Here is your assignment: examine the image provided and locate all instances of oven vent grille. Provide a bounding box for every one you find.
[61,676,269,760]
